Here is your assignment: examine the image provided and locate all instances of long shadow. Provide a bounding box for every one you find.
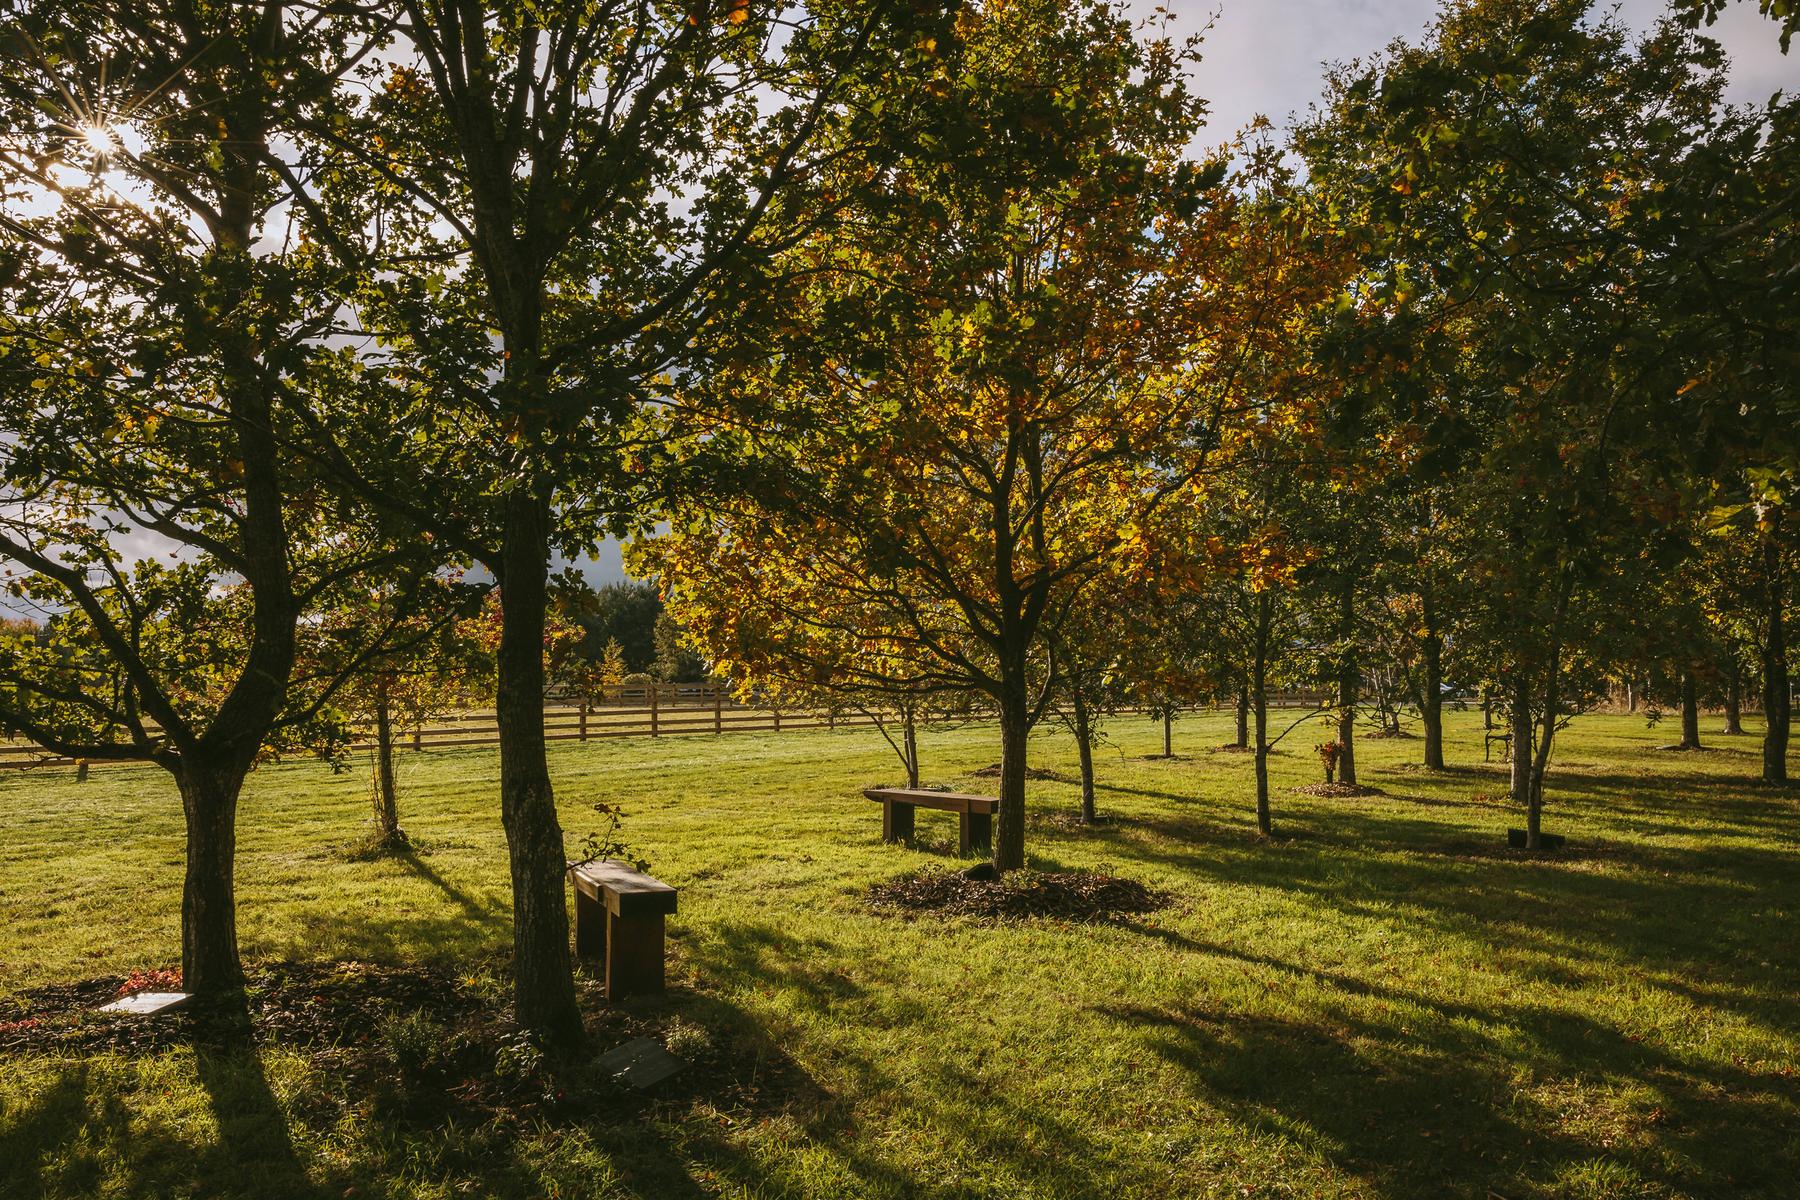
[1093,941,1800,1199]
[395,849,507,925]
[190,1022,326,1200]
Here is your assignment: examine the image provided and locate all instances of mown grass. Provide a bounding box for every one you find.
[1,708,1795,1200]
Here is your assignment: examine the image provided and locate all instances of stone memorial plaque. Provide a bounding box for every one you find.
[596,1035,686,1090]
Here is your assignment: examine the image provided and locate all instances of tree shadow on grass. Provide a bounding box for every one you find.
[1093,943,1800,1199]
[0,1029,328,1200]
[679,920,1190,1199]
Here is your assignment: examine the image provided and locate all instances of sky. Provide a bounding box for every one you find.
[1165,0,1797,150]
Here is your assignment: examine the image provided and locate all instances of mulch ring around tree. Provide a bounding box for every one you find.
[0,960,821,1129]
[866,867,1170,923]
[971,763,1069,781]
[1290,782,1387,798]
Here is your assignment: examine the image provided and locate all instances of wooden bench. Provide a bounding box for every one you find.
[568,859,678,1001]
[863,787,998,855]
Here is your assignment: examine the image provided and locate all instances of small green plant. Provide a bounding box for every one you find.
[663,1018,715,1061]
[574,801,649,872]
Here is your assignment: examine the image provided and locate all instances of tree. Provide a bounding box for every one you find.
[588,582,663,674]
[649,0,1271,870]
[652,612,707,684]
[0,2,438,995]
[1302,0,1742,845]
[275,0,931,1044]
[317,584,491,849]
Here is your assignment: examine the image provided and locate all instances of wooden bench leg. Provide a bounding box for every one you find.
[962,810,992,855]
[605,911,666,1000]
[574,886,605,960]
[883,800,915,843]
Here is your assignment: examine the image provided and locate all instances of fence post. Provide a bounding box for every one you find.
[579,699,588,742]
[772,707,781,733]
[412,726,422,753]
[714,685,722,735]
[651,684,660,737]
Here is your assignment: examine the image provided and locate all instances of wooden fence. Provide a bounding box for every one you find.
[0,682,882,771]
[0,682,1356,773]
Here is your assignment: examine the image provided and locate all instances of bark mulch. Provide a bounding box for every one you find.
[1,959,822,1129]
[866,868,1170,923]
[1291,782,1387,798]
[971,763,1069,782]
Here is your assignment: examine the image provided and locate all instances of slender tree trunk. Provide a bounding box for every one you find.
[1234,684,1249,749]
[1508,671,1533,816]
[1162,710,1173,758]
[994,668,1031,871]
[1253,593,1273,836]
[1764,522,1790,785]
[495,487,582,1048]
[1336,577,1358,786]
[1526,660,1562,851]
[1073,687,1097,825]
[372,678,401,844]
[1679,669,1702,751]
[1421,596,1445,770]
[903,707,920,789]
[1724,661,1744,736]
[176,759,247,996]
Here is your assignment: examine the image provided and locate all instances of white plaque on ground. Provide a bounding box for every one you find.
[97,991,191,1015]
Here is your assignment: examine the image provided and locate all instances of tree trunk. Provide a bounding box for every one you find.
[994,672,1031,872]
[1764,521,1790,785]
[1162,709,1173,758]
[1336,577,1358,786]
[1073,687,1097,825]
[1421,600,1445,770]
[903,707,920,789]
[1724,661,1744,736]
[1253,593,1273,836]
[1679,669,1702,751]
[1234,684,1249,749]
[495,487,582,1048]
[1508,671,1533,818]
[176,760,247,996]
[372,678,401,844]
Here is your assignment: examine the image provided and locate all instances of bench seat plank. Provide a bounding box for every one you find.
[863,787,999,814]
[863,787,997,853]
[570,859,678,917]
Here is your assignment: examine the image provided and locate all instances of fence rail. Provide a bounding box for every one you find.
[0,682,1359,772]
[0,683,888,771]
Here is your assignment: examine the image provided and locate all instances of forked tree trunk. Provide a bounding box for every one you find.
[994,672,1031,871]
[1336,578,1358,786]
[177,759,248,996]
[1724,662,1744,736]
[1234,685,1249,749]
[372,678,401,843]
[1253,593,1273,836]
[1679,669,1702,751]
[1073,687,1097,825]
[495,488,582,1048]
[1764,524,1790,785]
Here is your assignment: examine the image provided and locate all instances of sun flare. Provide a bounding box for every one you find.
[80,123,116,157]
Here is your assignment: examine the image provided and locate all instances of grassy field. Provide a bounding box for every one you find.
[1,709,1796,1200]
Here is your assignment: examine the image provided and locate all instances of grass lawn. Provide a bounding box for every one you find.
[1,709,1796,1200]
